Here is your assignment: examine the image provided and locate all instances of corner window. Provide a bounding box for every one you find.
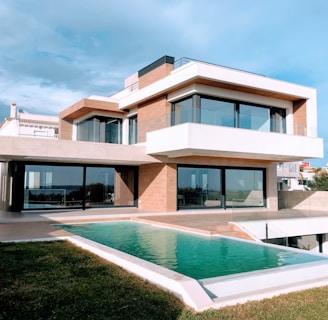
[77,116,122,143]
[171,96,194,125]
[171,95,286,133]
[271,108,286,133]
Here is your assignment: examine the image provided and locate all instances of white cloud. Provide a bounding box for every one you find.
[0,76,86,114]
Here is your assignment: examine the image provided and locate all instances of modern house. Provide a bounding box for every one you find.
[0,56,323,212]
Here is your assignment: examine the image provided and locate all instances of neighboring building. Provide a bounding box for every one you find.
[277,162,301,191]
[0,56,324,212]
[0,102,59,138]
[277,161,317,191]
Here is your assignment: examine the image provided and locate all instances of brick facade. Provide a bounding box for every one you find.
[137,96,171,142]
[138,163,177,212]
[59,118,73,140]
[139,63,174,89]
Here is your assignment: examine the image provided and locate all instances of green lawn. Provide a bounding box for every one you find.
[1,241,328,320]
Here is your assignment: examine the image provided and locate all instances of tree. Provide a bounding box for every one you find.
[308,171,328,191]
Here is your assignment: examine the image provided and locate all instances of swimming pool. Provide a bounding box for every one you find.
[59,221,327,280]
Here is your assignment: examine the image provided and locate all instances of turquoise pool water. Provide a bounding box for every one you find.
[60,221,328,279]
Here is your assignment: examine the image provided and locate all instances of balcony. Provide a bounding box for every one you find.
[146,123,323,161]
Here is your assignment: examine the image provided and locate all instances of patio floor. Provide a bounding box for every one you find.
[1,207,328,242]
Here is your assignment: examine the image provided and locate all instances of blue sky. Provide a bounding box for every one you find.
[0,0,327,166]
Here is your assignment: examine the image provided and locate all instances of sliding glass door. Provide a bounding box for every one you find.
[177,167,222,208]
[85,167,115,207]
[177,166,265,209]
[20,163,136,210]
[24,165,83,209]
[225,169,264,207]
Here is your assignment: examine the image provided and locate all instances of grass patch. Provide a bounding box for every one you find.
[0,241,183,320]
[1,241,328,319]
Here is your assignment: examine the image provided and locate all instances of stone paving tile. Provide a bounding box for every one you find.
[0,221,70,242]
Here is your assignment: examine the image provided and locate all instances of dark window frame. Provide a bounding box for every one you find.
[11,161,137,211]
[129,115,138,144]
[177,164,266,210]
[76,115,122,144]
[172,94,287,134]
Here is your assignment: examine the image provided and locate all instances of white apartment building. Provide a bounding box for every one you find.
[0,102,59,138]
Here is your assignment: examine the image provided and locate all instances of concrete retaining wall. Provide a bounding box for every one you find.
[278,190,328,210]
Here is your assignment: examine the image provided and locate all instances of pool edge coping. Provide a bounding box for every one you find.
[64,235,214,311]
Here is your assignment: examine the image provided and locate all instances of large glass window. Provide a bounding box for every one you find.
[86,166,135,207]
[77,116,122,143]
[178,167,222,208]
[200,98,235,127]
[22,164,136,210]
[129,115,138,144]
[177,166,265,209]
[171,97,194,125]
[86,167,115,207]
[239,104,270,132]
[24,165,83,209]
[226,169,264,207]
[171,95,286,133]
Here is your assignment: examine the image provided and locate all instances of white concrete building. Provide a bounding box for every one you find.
[0,102,59,139]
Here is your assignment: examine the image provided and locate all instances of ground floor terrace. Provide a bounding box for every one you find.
[1,207,328,311]
[2,207,328,246]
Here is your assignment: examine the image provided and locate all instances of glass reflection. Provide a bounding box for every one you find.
[177,167,221,209]
[239,104,270,132]
[226,169,264,207]
[172,97,193,125]
[201,98,235,127]
[85,167,115,207]
[23,164,136,210]
[24,165,83,209]
[171,94,286,134]
[129,115,138,144]
[77,116,122,143]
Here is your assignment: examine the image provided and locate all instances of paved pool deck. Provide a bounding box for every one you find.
[1,207,328,242]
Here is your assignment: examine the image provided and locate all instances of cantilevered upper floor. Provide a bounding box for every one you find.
[57,55,323,164]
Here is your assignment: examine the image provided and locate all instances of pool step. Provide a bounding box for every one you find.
[199,261,328,306]
[209,224,254,240]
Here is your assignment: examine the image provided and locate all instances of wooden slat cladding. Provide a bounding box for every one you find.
[293,99,307,136]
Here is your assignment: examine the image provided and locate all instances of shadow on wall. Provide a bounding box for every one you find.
[278,191,328,211]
